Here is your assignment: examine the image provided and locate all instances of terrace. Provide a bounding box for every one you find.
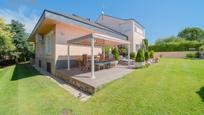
[56,33,132,94]
[56,65,133,94]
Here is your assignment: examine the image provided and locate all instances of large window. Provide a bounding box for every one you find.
[134,24,144,35]
[45,31,52,55]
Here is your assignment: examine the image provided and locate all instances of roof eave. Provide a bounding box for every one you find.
[28,10,128,42]
[28,10,46,42]
[98,14,145,29]
[45,10,128,40]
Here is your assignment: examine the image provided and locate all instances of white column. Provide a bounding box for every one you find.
[67,43,70,70]
[128,44,130,67]
[91,37,95,78]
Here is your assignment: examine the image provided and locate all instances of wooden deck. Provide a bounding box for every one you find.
[56,65,133,94]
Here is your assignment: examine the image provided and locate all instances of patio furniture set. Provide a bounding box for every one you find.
[80,54,117,72]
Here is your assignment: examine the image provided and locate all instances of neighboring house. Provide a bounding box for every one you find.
[28,10,145,74]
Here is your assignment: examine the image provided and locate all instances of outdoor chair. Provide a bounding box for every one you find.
[81,54,90,71]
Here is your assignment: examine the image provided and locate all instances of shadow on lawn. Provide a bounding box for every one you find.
[196,87,204,102]
[11,63,41,81]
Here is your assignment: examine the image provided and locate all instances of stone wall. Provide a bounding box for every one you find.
[56,70,95,94]
[155,51,196,58]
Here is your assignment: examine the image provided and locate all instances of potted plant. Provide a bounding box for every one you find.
[130,52,136,59]
[155,57,160,63]
[112,48,119,65]
[144,51,151,67]
[135,49,145,68]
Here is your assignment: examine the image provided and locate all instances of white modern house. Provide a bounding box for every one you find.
[28,10,145,93]
[29,10,145,74]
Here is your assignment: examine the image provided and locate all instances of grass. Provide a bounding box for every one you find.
[0,58,204,114]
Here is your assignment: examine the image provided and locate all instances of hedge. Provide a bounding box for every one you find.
[149,41,202,52]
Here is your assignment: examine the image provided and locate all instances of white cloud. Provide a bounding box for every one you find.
[0,7,39,33]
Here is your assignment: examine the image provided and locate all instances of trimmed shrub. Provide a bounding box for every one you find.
[144,51,150,61]
[112,48,119,61]
[130,52,136,59]
[135,49,145,62]
[186,53,195,58]
[199,45,204,51]
[149,50,155,58]
[195,51,201,58]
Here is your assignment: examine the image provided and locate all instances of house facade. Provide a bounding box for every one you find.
[96,14,145,52]
[29,10,145,74]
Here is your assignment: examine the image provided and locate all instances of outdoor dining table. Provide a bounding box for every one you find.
[95,61,112,70]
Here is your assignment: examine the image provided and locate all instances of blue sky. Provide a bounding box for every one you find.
[0,0,203,44]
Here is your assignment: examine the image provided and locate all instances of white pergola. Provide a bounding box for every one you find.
[67,33,130,79]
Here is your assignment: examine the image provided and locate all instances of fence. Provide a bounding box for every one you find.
[155,51,196,58]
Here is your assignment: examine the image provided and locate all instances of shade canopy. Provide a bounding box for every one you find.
[67,32,130,79]
[67,33,130,46]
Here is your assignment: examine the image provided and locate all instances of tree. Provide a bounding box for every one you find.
[121,47,127,57]
[10,20,31,61]
[135,49,145,62]
[0,18,15,61]
[144,51,150,61]
[112,48,119,61]
[149,50,155,58]
[178,27,204,41]
[143,39,148,50]
[199,45,204,51]
[103,46,112,57]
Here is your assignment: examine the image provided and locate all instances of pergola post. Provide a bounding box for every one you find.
[128,44,130,67]
[91,37,95,78]
[67,43,70,70]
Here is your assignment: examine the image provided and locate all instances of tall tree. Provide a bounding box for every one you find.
[0,18,15,61]
[10,20,29,61]
[178,27,204,41]
[143,39,148,50]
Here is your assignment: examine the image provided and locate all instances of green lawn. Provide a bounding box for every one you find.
[0,58,204,114]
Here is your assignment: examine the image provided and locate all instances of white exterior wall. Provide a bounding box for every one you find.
[54,23,102,70]
[97,15,145,53]
[55,23,102,61]
[35,28,56,74]
[133,21,145,52]
[97,16,124,32]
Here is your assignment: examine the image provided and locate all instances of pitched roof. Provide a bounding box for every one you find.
[29,10,128,41]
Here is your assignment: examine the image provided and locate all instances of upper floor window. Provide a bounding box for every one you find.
[134,24,144,35]
[45,31,53,55]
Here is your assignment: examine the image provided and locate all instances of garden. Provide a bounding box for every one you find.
[1,58,204,114]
